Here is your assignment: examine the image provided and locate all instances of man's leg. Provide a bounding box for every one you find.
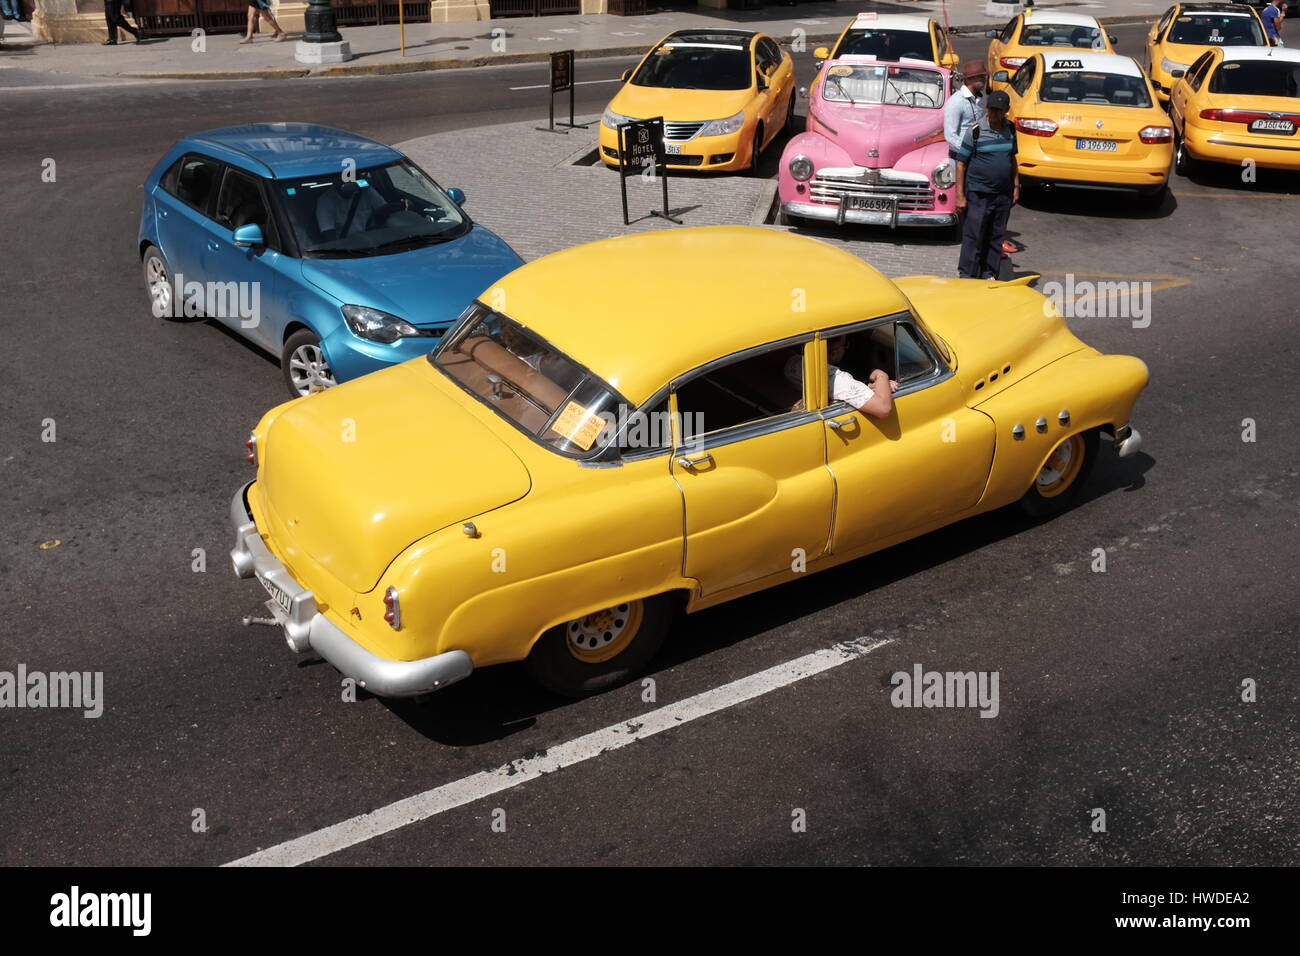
[103,0,118,42]
[982,192,1013,279]
[958,192,990,279]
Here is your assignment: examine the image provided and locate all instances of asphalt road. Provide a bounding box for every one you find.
[1,23,1297,866]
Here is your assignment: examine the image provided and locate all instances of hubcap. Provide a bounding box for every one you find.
[1036,435,1084,498]
[288,343,336,396]
[565,601,643,664]
[146,256,171,315]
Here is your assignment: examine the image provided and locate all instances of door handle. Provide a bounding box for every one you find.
[159,209,168,218]
[826,416,855,431]
[207,240,220,251]
[674,453,714,470]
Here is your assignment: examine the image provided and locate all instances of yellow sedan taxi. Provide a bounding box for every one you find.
[600,29,795,173]
[814,12,959,69]
[1145,2,1267,104]
[986,11,1117,94]
[1169,45,1300,173]
[230,227,1148,700]
[999,52,1174,201]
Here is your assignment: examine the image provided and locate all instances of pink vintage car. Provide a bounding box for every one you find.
[779,56,959,229]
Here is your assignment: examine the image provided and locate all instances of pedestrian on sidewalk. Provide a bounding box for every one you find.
[102,0,142,44]
[944,59,986,154]
[953,90,1020,281]
[1262,0,1285,46]
[1,0,25,23]
[241,0,288,44]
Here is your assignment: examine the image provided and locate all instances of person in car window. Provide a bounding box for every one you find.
[785,337,897,419]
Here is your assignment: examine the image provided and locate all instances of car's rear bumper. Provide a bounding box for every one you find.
[229,481,473,698]
[1185,130,1300,169]
[782,201,957,228]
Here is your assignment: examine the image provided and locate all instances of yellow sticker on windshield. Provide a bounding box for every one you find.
[828,65,854,76]
[553,401,606,451]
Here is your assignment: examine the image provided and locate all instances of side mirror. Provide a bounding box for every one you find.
[232,223,264,248]
[447,187,466,205]
[994,70,1010,83]
[798,85,808,99]
[1170,69,1185,78]
[757,72,768,90]
[621,68,631,82]
[1109,34,1118,44]
[813,46,830,60]
[985,29,999,39]
[943,52,959,68]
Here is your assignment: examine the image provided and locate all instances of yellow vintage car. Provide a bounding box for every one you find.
[813,12,960,69]
[599,29,795,173]
[230,227,1148,700]
[1143,2,1267,104]
[986,10,1117,94]
[1168,45,1300,173]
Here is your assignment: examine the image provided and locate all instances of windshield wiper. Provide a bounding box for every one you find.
[362,235,449,254]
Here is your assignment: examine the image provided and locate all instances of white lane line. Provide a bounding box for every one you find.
[224,635,895,867]
[509,77,622,91]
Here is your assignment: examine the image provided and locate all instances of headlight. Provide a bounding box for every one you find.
[602,107,637,129]
[788,155,814,181]
[342,305,422,344]
[931,159,956,188]
[699,111,746,137]
[1160,57,1190,75]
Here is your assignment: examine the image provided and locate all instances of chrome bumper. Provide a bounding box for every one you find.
[1115,424,1143,459]
[229,481,473,698]
[783,201,957,228]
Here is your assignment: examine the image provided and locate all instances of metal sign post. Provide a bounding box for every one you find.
[617,117,682,226]
[537,51,588,134]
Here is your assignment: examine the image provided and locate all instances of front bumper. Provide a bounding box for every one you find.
[229,481,473,698]
[598,124,748,171]
[783,201,957,228]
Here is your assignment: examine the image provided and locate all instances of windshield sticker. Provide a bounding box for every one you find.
[553,401,607,451]
[1221,62,1241,69]
[828,65,854,76]
[1053,59,1083,69]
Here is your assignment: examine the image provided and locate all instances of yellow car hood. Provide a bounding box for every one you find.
[256,361,531,594]
[610,84,753,123]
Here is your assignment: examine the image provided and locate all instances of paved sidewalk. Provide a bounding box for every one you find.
[397,116,959,277]
[4,0,1162,80]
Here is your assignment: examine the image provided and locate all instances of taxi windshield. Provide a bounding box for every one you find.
[1040,70,1153,107]
[835,28,933,61]
[1021,23,1106,49]
[822,64,945,108]
[1210,60,1300,97]
[432,304,628,458]
[632,42,752,90]
[1167,15,1264,46]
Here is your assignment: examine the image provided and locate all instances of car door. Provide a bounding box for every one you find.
[1170,50,1214,133]
[154,153,223,305]
[670,337,833,596]
[1145,6,1176,75]
[987,16,1020,79]
[753,37,782,145]
[817,316,995,553]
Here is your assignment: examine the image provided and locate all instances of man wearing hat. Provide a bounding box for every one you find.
[952,89,1020,280]
[944,59,987,154]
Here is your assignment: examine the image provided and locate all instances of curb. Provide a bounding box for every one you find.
[83,14,1160,82]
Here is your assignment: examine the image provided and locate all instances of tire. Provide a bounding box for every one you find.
[281,327,337,399]
[1138,183,1168,209]
[142,245,178,320]
[1018,430,1099,518]
[525,595,674,698]
[1174,134,1197,177]
[748,123,765,176]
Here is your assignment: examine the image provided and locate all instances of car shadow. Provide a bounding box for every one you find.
[379,437,1155,746]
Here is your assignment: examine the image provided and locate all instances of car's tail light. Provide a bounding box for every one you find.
[1139,125,1173,143]
[383,587,401,630]
[1016,117,1058,137]
[1000,57,1027,70]
[244,433,257,466]
[1201,108,1294,124]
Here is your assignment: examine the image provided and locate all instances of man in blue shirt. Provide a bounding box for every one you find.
[953,90,1020,280]
[1262,1,1285,45]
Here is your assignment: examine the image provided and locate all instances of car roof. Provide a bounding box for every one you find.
[492,226,912,406]
[833,54,947,71]
[1221,44,1300,62]
[663,29,757,46]
[847,13,936,32]
[1021,11,1104,28]
[185,123,404,179]
[1038,51,1144,77]
[1176,2,1258,12]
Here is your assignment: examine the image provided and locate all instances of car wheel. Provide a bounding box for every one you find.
[1174,135,1196,177]
[281,328,337,398]
[748,123,765,176]
[525,596,674,698]
[142,246,177,320]
[1018,430,1099,518]
[1139,184,1168,209]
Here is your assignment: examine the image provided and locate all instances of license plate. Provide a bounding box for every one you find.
[846,196,896,212]
[664,143,682,154]
[258,573,293,618]
[1248,118,1296,135]
[1075,138,1118,152]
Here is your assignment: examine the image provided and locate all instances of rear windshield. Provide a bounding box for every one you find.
[1040,70,1153,107]
[1168,15,1265,46]
[822,63,946,108]
[632,42,752,90]
[1210,59,1300,96]
[432,305,629,458]
[834,28,933,61]
[1021,23,1106,49]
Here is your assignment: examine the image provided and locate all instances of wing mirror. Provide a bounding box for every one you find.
[798,85,808,99]
[813,46,830,60]
[621,68,632,82]
[985,29,999,39]
[1109,34,1118,44]
[994,70,1010,83]
[1170,69,1185,78]
[232,223,264,248]
[447,187,466,204]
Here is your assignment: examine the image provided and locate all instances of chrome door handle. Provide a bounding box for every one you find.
[827,416,855,431]
[207,240,220,251]
[674,453,714,469]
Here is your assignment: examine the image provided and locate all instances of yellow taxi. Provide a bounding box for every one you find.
[230,227,1148,700]
[998,52,1174,201]
[1168,45,1300,173]
[986,11,1117,94]
[1145,3,1267,104]
[600,29,795,173]
[814,12,959,69]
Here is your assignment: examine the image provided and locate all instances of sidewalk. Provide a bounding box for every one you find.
[2,0,1163,81]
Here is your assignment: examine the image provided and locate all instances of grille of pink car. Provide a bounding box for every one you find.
[810,173,936,210]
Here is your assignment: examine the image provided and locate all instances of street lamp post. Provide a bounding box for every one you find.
[296,0,352,64]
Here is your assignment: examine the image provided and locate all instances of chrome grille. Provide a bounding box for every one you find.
[664,121,707,141]
[810,174,935,210]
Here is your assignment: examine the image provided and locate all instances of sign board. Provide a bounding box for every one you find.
[617,118,681,226]
[537,50,587,134]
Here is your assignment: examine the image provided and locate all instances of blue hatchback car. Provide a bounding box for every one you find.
[138,123,523,397]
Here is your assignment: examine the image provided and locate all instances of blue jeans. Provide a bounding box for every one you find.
[1,0,23,20]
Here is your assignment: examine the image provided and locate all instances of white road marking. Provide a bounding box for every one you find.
[510,77,622,90]
[224,635,895,867]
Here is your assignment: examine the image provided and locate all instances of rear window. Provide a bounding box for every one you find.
[633,42,752,91]
[1168,15,1265,46]
[1210,59,1300,97]
[834,28,933,61]
[1021,23,1106,49]
[1040,70,1153,107]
